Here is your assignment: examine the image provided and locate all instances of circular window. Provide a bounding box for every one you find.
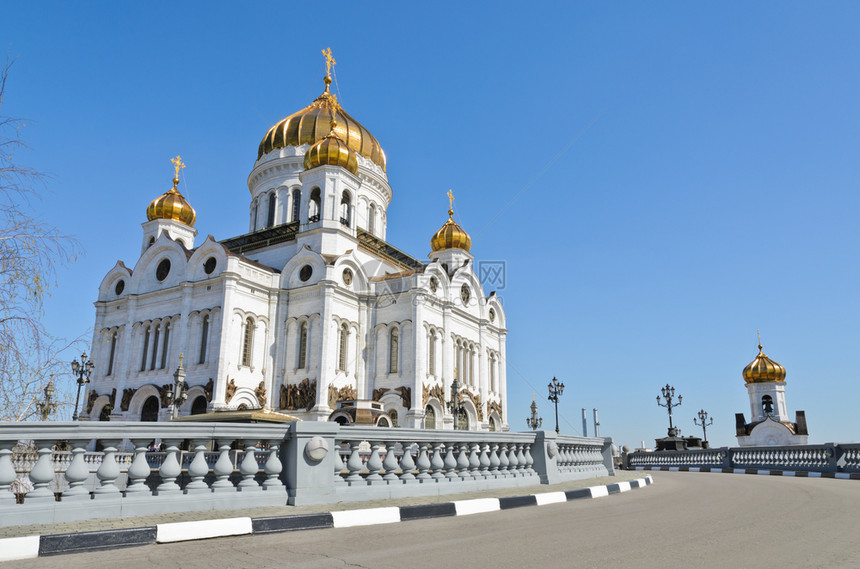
[429,277,438,293]
[299,265,313,282]
[460,284,471,305]
[489,307,496,322]
[156,259,171,281]
[114,280,125,296]
[342,268,353,286]
[204,257,217,274]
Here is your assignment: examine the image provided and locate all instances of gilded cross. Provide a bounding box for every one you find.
[171,155,185,180]
[447,189,455,212]
[322,47,336,76]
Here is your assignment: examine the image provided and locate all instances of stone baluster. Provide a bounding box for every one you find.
[498,443,510,476]
[27,443,57,501]
[345,440,364,484]
[479,443,491,478]
[507,443,519,476]
[398,442,416,482]
[516,444,526,474]
[238,441,262,491]
[212,440,235,491]
[468,442,481,478]
[185,441,210,493]
[489,443,501,477]
[524,443,535,475]
[157,440,182,494]
[333,442,346,485]
[457,443,471,481]
[426,442,442,480]
[382,442,400,482]
[366,441,384,482]
[62,440,92,499]
[415,442,432,481]
[0,442,16,504]
[443,443,458,480]
[263,442,283,488]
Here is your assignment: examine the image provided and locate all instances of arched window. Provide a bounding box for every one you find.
[388,410,398,427]
[368,203,376,234]
[150,324,160,371]
[106,331,117,376]
[489,353,496,392]
[340,191,351,227]
[191,395,208,415]
[159,321,171,369]
[457,408,469,431]
[489,416,498,432]
[140,326,150,372]
[241,317,254,367]
[428,330,436,376]
[337,323,348,372]
[425,405,436,429]
[141,396,159,422]
[762,395,774,417]
[198,314,209,364]
[291,188,301,222]
[253,200,259,231]
[298,321,308,369]
[309,188,321,222]
[468,347,474,387]
[389,328,399,374]
[99,406,111,421]
[267,192,276,227]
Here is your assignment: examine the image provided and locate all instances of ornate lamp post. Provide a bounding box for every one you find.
[547,376,564,433]
[168,355,189,420]
[447,373,461,430]
[526,394,542,431]
[693,409,713,444]
[656,384,682,437]
[36,375,58,421]
[71,353,94,421]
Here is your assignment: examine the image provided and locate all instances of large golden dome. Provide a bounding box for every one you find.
[431,208,472,252]
[257,76,386,171]
[743,345,786,383]
[303,120,359,175]
[146,179,196,227]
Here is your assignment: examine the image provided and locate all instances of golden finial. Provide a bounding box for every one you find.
[757,329,762,352]
[447,189,455,217]
[170,155,185,188]
[179,353,184,366]
[329,94,339,130]
[322,47,336,92]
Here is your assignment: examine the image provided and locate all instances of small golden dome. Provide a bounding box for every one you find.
[146,177,196,227]
[431,208,472,252]
[743,344,786,383]
[303,120,359,175]
[257,75,386,171]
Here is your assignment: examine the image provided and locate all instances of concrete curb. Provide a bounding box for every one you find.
[634,466,860,480]
[0,476,653,562]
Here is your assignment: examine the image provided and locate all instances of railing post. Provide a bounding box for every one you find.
[531,431,561,484]
[601,437,616,476]
[283,422,339,505]
[720,447,732,470]
[825,443,840,474]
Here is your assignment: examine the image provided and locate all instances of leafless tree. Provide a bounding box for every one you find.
[0,57,84,421]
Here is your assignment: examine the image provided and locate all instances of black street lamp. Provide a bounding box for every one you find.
[693,409,713,443]
[71,353,94,421]
[526,395,542,431]
[447,373,461,430]
[656,384,682,437]
[547,377,564,433]
[36,375,58,421]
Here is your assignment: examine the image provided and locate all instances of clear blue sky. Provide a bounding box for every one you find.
[3,2,859,447]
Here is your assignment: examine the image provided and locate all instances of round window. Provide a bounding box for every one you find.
[299,265,313,282]
[204,257,217,274]
[460,284,471,305]
[156,259,171,281]
[342,268,353,286]
[429,276,438,293]
[114,279,125,296]
[489,307,496,322]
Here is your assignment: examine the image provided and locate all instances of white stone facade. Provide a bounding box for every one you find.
[83,118,508,431]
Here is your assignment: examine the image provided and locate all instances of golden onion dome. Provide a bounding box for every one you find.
[743,344,786,383]
[431,208,472,252]
[257,75,386,171]
[303,120,359,175]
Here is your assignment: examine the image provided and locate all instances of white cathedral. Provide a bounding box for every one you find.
[81,57,508,431]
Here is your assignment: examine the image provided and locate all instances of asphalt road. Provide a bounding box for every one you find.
[10,472,860,569]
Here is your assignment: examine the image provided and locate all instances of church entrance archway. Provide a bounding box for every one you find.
[141,396,159,422]
[191,396,207,415]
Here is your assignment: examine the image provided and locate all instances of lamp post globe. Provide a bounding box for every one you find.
[71,352,94,421]
[547,376,564,433]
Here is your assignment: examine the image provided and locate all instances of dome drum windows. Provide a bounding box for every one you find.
[340,191,352,227]
[291,189,302,222]
[308,188,321,223]
[267,192,277,228]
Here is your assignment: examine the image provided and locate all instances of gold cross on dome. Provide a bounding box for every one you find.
[170,155,185,180]
[322,47,336,76]
[447,189,455,211]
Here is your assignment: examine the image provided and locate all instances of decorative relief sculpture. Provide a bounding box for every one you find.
[280,378,316,411]
[422,383,444,407]
[328,384,356,409]
[159,384,172,408]
[372,386,412,410]
[225,377,237,404]
[254,381,267,408]
[120,388,136,412]
[462,388,483,422]
[86,390,98,414]
[488,400,502,421]
[203,378,213,402]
